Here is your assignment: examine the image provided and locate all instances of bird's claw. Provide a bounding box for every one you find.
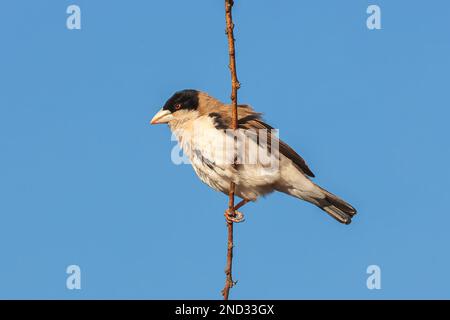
[225,209,245,223]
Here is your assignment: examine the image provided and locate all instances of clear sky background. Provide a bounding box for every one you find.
[1,0,449,299]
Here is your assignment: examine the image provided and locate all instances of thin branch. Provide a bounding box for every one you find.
[222,0,241,300]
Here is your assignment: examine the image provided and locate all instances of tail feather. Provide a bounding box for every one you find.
[317,187,357,224]
[282,182,357,224]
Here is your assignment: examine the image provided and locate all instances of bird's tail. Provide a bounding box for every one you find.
[286,183,357,224]
[315,186,357,224]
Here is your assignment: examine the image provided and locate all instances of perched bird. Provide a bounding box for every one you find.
[151,89,357,224]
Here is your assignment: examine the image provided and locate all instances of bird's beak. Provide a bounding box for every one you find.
[150,109,174,124]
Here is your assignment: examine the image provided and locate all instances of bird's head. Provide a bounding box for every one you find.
[150,89,199,125]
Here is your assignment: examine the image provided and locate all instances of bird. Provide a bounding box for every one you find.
[150,89,357,224]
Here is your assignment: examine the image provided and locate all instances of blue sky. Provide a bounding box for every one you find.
[1,0,449,299]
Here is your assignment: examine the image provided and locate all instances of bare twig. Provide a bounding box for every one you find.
[222,0,241,300]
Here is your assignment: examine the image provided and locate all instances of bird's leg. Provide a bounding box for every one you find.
[224,199,249,223]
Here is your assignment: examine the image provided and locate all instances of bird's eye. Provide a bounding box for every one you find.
[174,103,182,110]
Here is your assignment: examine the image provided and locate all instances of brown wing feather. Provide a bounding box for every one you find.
[277,140,315,177]
[208,104,315,178]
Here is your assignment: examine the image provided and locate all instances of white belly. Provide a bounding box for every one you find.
[170,115,282,200]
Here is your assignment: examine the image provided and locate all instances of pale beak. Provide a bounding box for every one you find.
[150,109,174,124]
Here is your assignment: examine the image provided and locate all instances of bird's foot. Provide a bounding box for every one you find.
[224,209,245,223]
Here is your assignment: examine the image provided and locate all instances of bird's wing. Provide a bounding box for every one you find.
[208,104,315,178]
